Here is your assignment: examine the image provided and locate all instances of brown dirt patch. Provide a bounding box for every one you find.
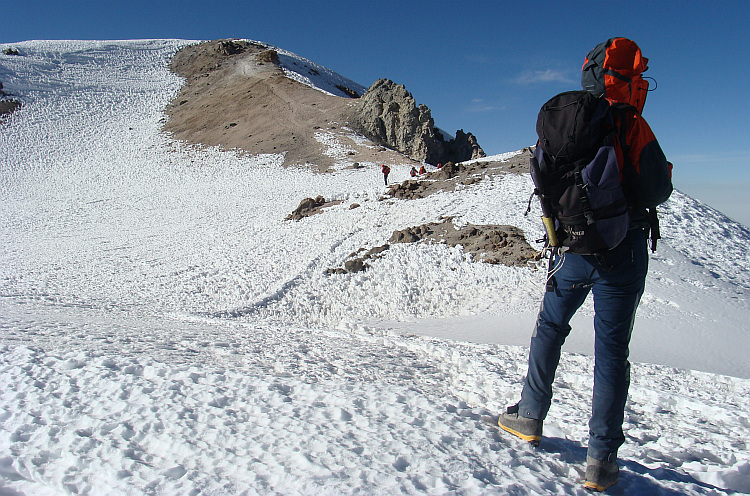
[327,217,538,274]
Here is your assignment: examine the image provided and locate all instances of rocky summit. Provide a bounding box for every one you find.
[163,40,484,170]
[352,78,485,165]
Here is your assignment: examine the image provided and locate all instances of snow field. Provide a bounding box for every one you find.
[2,320,749,494]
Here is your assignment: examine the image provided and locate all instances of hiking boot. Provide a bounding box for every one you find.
[497,403,542,446]
[583,456,619,492]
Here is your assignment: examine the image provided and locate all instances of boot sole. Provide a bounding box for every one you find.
[496,421,541,446]
[583,479,617,492]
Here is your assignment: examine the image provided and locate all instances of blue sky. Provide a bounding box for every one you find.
[3,0,749,226]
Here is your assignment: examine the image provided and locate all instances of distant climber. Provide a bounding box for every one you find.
[381,164,390,186]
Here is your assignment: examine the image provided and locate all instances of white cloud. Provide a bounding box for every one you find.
[465,98,504,113]
[513,68,575,85]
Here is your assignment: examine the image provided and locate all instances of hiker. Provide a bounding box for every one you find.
[419,165,426,175]
[381,164,390,186]
[497,38,673,492]
[410,166,418,177]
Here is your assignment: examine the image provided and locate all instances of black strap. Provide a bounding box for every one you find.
[573,167,596,225]
[545,252,556,292]
[648,207,660,252]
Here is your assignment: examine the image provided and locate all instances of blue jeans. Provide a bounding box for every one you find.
[517,228,648,462]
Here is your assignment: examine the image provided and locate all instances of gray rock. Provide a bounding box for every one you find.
[351,79,485,165]
[286,195,326,221]
[344,259,367,273]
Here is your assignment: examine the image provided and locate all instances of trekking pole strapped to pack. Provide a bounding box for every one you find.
[529,151,559,251]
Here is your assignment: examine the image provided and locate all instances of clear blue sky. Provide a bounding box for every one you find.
[3,0,749,226]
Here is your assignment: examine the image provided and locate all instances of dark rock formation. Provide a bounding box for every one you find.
[286,196,342,221]
[351,78,485,165]
[388,219,538,265]
[216,40,248,56]
[384,149,533,201]
[0,79,21,119]
[0,99,21,119]
[327,217,538,274]
[256,49,280,65]
[442,129,485,163]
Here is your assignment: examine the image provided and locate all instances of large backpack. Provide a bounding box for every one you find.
[529,90,634,257]
[581,37,649,113]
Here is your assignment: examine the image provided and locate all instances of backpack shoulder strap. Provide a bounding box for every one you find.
[609,103,637,148]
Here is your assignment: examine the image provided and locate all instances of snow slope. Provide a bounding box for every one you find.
[1,39,749,495]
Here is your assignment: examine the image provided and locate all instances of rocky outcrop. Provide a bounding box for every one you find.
[164,40,415,172]
[444,129,485,163]
[352,79,440,163]
[256,49,280,65]
[0,79,21,119]
[0,99,21,119]
[384,149,532,201]
[286,196,342,221]
[327,217,538,274]
[388,219,538,265]
[351,78,485,165]
[164,41,483,170]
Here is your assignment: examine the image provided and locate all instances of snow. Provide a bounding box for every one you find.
[1,39,749,495]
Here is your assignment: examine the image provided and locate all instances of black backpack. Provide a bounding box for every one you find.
[528,90,633,257]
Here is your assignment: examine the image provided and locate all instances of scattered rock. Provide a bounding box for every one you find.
[2,47,20,56]
[0,100,21,117]
[327,244,390,275]
[389,219,538,265]
[328,217,538,274]
[335,84,360,98]
[286,196,342,221]
[216,40,248,56]
[256,49,280,65]
[344,259,367,273]
[385,149,533,201]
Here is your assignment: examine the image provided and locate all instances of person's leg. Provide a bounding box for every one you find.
[587,230,649,461]
[517,253,592,420]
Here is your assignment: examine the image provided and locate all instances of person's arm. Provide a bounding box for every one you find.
[624,113,673,207]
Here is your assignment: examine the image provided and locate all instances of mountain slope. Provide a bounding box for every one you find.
[1,39,749,495]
